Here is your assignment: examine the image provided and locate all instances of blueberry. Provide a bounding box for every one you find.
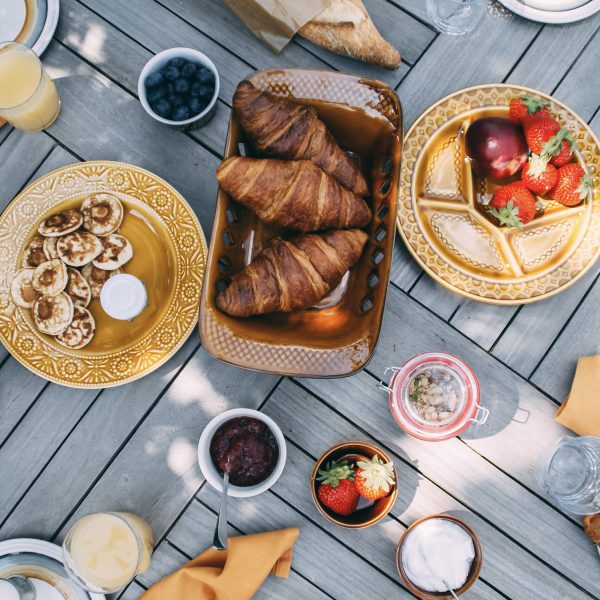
[188,97,206,115]
[181,62,197,79]
[196,67,214,85]
[173,106,192,121]
[174,78,190,95]
[199,84,214,100]
[147,86,166,104]
[145,71,164,89]
[166,82,175,96]
[167,57,187,69]
[167,94,184,108]
[164,66,180,81]
[189,81,202,98]
[152,98,171,119]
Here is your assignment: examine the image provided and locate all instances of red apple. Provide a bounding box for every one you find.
[465,117,528,180]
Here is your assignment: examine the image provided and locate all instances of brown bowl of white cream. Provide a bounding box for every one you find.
[396,514,483,599]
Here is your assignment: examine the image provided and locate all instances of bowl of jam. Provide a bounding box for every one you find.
[198,408,286,498]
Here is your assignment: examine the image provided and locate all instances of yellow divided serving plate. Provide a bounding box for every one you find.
[398,84,600,304]
[0,161,207,387]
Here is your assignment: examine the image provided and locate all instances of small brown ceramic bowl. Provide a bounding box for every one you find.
[311,441,398,528]
[396,514,483,599]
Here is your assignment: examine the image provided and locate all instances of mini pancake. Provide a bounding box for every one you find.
[32,259,68,296]
[81,193,124,236]
[92,234,133,270]
[65,267,91,307]
[81,263,122,298]
[38,208,83,237]
[56,305,96,349]
[10,268,38,308]
[22,236,47,268]
[43,236,58,260]
[56,231,103,267]
[33,292,74,335]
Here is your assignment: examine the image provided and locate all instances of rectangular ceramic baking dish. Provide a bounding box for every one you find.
[200,68,402,377]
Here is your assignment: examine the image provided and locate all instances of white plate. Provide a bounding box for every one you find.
[523,0,591,10]
[31,0,59,56]
[0,0,59,56]
[0,538,105,600]
[498,0,600,21]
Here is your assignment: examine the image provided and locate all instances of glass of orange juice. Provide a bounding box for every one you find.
[0,41,61,132]
[62,512,154,593]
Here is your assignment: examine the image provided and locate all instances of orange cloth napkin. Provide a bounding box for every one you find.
[556,355,600,436]
[141,528,299,600]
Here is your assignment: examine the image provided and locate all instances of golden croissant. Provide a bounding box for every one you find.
[233,81,369,196]
[216,229,368,317]
[216,157,371,232]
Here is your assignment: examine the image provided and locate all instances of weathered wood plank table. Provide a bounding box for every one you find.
[1,2,599,598]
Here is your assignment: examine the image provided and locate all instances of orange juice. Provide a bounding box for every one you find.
[0,42,60,132]
[63,512,154,592]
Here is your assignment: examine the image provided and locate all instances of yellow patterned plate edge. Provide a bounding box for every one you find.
[396,83,600,305]
[0,161,207,388]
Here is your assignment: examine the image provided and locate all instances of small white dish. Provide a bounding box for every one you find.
[138,47,219,129]
[498,0,600,22]
[523,0,591,10]
[198,408,287,498]
[100,274,147,320]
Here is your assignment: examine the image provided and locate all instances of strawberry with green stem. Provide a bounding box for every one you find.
[488,182,537,228]
[521,154,558,195]
[509,94,550,124]
[524,116,575,166]
[549,163,593,206]
[316,460,359,516]
[354,455,395,501]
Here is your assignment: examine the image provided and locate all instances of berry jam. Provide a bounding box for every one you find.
[209,417,279,486]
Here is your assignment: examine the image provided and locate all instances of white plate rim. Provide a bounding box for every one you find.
[523,0,593,11]
[0,538,105,600]
[31,0,59,56]
[498,0,600,22]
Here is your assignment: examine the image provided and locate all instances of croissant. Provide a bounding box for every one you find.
[216,157,371,232]
[233,81,369,196]
[216,229,368,317]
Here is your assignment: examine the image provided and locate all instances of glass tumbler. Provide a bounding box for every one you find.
[62,512,154,593]
[537,436,600,515]
[426,0,487,35]
[0,41,61,132]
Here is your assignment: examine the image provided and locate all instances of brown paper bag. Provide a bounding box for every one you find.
[224,0,330,52]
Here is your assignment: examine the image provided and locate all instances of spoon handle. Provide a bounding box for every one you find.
[443,580,460,600]
[213,473,229,551]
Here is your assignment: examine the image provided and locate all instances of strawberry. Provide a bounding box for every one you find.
[524,116,575,164]
[549,163,593,206]
[509,95,550,124]
[316,461,359,516]
[521,154,558,195]
[548,129,575,167]
[354,455,395,501]
[488,182,537,227]
[521,107,552,128]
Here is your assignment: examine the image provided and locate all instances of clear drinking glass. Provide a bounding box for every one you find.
[426,0,487,35]
[537,436,600,515]
[0,41,61,132]
[62,512,154,593]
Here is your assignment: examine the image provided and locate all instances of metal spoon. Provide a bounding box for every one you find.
[443,580,460,600]
[212,472,229,551]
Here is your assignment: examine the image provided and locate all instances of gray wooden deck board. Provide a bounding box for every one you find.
[1,1,599,599]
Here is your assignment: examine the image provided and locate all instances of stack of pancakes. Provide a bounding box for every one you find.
[10,193,134,350]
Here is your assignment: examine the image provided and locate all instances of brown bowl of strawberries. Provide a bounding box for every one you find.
[311,441,398,528]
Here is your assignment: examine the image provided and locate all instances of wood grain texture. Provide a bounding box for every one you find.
[0,2,599,599]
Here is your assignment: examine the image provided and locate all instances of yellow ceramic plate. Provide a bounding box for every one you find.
[0,161,207,387]
[398,84,600,304]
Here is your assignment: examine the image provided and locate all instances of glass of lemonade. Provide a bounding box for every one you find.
[0,41,61,132]
[62,512,154,593]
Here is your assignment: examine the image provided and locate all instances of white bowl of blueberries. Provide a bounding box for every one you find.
[138,47,219,129]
